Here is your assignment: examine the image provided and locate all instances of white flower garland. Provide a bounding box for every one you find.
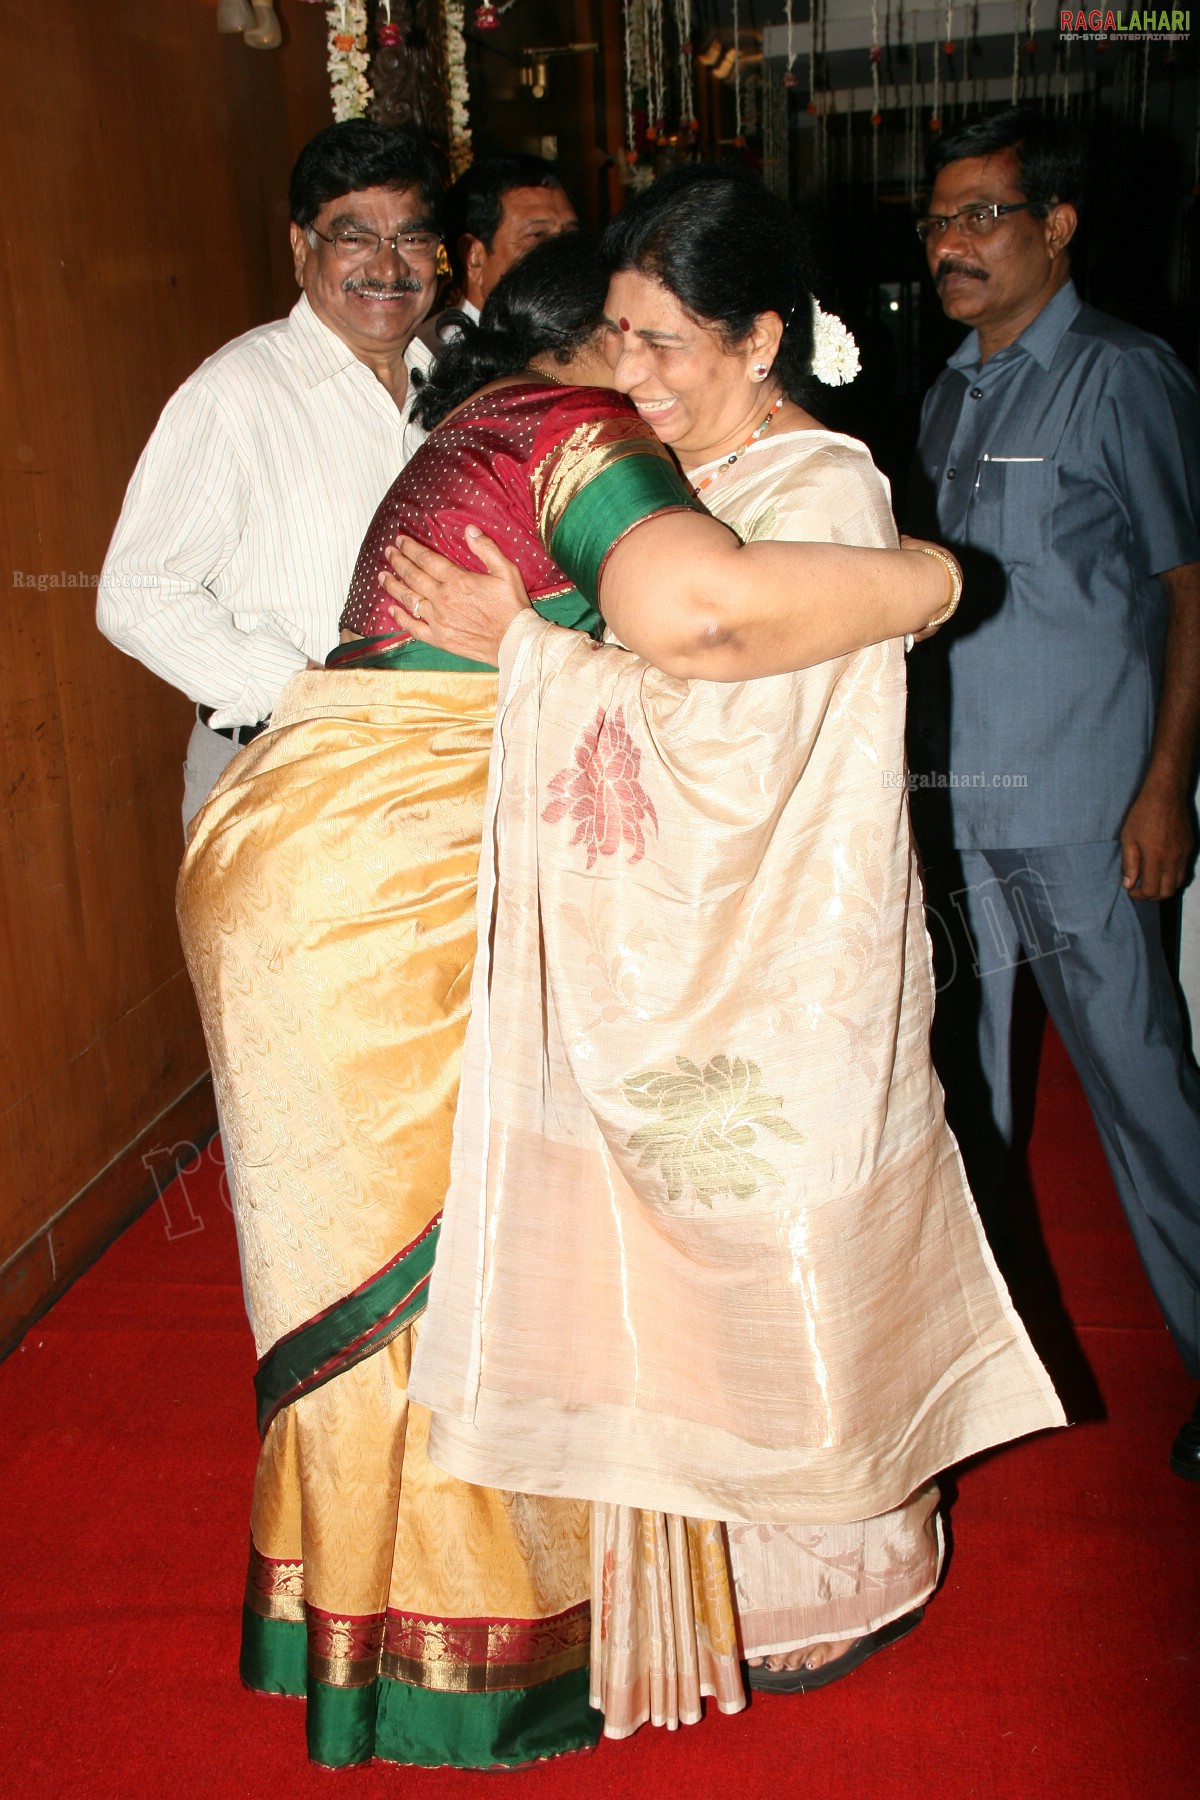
[326,1,371,121]
[442,0,473,177]
[810,300,860,386]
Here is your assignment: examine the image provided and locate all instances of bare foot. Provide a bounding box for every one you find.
[746,1639,858,1675]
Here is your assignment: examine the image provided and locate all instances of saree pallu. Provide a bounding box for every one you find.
[411,433,1066,1718]
[177,669,596,1768]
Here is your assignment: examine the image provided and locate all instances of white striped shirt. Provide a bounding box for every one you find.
[97,294,432,727]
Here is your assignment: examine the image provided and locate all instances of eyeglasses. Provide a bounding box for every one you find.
[914,202,1033,245]
[308,225,440,263]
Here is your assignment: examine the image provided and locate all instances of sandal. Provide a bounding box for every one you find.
[746,1604,924,1694]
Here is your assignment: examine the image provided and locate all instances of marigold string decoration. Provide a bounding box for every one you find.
[327,0,372,119]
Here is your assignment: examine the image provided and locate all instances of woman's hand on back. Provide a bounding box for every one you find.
[380,528,532,665]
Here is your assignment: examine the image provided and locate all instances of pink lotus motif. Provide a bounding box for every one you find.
[543,705,658,870]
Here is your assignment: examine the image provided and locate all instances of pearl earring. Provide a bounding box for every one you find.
[752,363,769,380]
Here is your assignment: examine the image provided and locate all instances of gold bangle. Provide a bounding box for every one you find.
[918,544,962,629]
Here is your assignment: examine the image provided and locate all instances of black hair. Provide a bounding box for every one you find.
[600,165,817,402]
[925,106,1086,215]
[411,230,608,431]
[441,153,565,283]
[288,121,442,230]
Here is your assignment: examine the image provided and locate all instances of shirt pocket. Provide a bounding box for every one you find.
[966,456,1056,566]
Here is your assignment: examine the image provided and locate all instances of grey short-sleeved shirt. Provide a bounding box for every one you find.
[908,281,1200,849]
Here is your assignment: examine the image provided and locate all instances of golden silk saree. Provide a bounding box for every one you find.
[410,429,1066,1730]
[175,383,700,1766]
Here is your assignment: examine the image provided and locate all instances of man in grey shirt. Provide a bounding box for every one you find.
[908,107,1200,1480]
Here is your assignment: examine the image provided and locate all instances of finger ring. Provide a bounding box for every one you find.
[412,598,422,620]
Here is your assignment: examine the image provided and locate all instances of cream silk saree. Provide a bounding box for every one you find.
[410,429,1066,1732]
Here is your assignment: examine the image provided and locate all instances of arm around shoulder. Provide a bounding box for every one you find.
[597,509,952,680]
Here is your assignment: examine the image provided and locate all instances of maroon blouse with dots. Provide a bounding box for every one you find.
[339,381,635,639]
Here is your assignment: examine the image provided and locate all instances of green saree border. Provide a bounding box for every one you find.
[326,587,601,676]
[240,1610,600,1769]
[326,636,492,674]
[551,459,702,605]
[310,1667,599,1770]
[240,1606,307,1697]
[371,1666,600,1770]
[253,1218,439,1438]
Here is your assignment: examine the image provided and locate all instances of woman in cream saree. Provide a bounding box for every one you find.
[392,171,1066,1735]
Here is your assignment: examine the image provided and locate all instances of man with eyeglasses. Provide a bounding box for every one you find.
[906,106,1200,1482]
[98,120,441,829]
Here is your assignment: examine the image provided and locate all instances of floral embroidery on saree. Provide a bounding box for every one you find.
[542,705,657,868]
[244,1541,306,1624]
[381,1604,591,1693]
[308,1607,388,1689]
[623,1054,804,1209]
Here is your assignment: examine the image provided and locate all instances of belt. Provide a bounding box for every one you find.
[199,705,268,746]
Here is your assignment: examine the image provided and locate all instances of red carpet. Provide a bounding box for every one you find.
[1,1026,1195,1799]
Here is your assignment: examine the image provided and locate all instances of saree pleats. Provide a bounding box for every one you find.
[177,671,597,1768]
[590,1506,745,1737]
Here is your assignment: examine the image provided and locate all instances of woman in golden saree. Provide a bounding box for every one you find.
[177,231,956,1769]
[384,171,1065,1733]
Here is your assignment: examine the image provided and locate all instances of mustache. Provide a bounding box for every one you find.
[342,275,423,296]
[935,258,988,285]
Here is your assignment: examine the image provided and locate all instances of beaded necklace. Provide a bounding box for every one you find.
[690,396,784,497]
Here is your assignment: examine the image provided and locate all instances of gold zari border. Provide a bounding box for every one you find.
[379,1604,590,1694]
[244,1545,306,1624]
[529,419,674,553]
[380,1642,587,1693]
[308,1650,382,1690]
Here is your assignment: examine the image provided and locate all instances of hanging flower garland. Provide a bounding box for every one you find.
[907,5,921,205]
[672,0,695,127]
[623,0,638,158]
[441,0,473,176]
[320,0,372,121]
[620,0,696,177]
[782,0,799,89]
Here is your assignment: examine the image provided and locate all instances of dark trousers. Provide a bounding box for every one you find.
[922,841,1200,1378]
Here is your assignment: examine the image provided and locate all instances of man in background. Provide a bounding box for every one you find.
[98,120,441,828]
[907,106,1200,1480]
[422,151,576,346]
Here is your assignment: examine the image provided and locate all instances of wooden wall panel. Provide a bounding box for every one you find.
[0,1,330,1326]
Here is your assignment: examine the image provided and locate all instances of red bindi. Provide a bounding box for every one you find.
[618,317,631,332]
